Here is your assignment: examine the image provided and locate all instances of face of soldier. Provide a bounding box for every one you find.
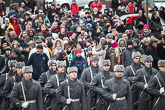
[23,72,32,81]
[92,60,99,67]
[114,71,123,79]
[102,65,110,72]
[58,66,65,74]
[69,71,77,80]
[133,57,140,64]
[16,68,23,76]
[159,66,165,73]
[144,61,152,68]
[50,64,56,72]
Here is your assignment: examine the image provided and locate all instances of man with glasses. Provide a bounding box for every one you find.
[133,55,158,110]
[123,52,143,110]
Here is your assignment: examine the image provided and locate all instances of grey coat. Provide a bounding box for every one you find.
[90,70,113,110]
[56,79,87,110]
[10,79,43,110]
[101,77,133,110]
[133,67,158,110]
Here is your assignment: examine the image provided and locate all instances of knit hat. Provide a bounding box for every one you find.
[133,38,140,46]
[22,66,33,73]
[91,55,99,61]
[97,26,102,31]
[111,41,118,48]
[35,39,42,43]
[143,55,153,62]
[38,33,44,37]
[15,62,25,68]
[59,51,67,58]
[60,27,66,32]
[48,60,57,67]
[67,15,72,18]
[158,60,165,67]
[58,61,66,67]
[54,14,59,18]
[68,31,75,37]
[67,67,78,74]
[87,15,92,19]
[77,36,83,41]
[36,45,43,49]
[86,23,92,28]
[22,43,29,48]
[127,39,133,45]
[13,49,21,56]
[5,46,11,51]
[78,41,84,49]
[46,37,52,43]
[106,33,113,39]
[75,49,82,54]
[132,52,141,59]
[87,46,92,52]
[114,65,125,72]
[143,24,150,30]
[102,59,111,66]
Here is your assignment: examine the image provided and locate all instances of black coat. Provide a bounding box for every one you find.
[101,77,133,110]
[147,71,165,110]
[90,70,113,110]
[56,79,87,110]
[135,15,147,30]
[80,66,102,110]
[10,79,44,110]
[0,55,5,74]
[145,44,160,70]
[157,43,165,60]
[133,66,158,110]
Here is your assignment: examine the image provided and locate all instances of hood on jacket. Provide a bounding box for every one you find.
[118,38,127,47]
[12,17,18,25]
[53,39,64,50]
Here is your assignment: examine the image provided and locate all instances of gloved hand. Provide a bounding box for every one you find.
[144,84,148,89]
[160,87,165,94]
[112,93,117,100]
[22,102,29,108]
[66,98,72,104]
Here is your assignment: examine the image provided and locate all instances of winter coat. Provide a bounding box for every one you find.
[65,21,72,31]
[157,42,165,60]
[150,17,162,36]
[145,44,160,70]
[106,48,116,72]
[91,2,102,12]
[12,17,21,36]
[44,72,67,110]
[135,15,147,30]
[52,39,64,58]
[4,23,15,34]
[27,52,49,80]
[10,79,44,110]
[121,48,135,67]
[90,70,113,110]
[80,65,102,110]
[7,11,18,21]
[126,4,134,14]
[0,55,5,74]
[70,56,86,78]
[56,79,87,110]
[92,46,106,67]
[147,71,165,110]
[101,76,133,110]
[70,3,79,15]
[133,66,158,110]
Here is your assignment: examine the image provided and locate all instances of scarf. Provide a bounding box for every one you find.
[128,4,134,14]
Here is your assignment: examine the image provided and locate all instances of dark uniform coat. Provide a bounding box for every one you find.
[147,71,165,110]
[10,78,43,110]
[56,79,87,110]
[101,76,133,110]
[80,65,102,110]
[44,72,67,110]
[133,66,158,110]
[90,70,113,110]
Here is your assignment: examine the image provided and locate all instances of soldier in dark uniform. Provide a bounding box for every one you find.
[44,61,67,110]
[0,60,16,110]
[80,55,102,110]
[133,55,158,110]
[38,60,57,109]
[123,52,143,110]
[56,67,87,110]
[10,66,44,110]
[2,62,25,110]
[90,59,113,110]
[147,60,165,110]
[101,65,133,110]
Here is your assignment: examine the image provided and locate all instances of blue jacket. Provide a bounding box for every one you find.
[70,56,86,78]
[8,11,18,20]
[28,52,49,79]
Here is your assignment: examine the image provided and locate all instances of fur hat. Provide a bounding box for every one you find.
[48,60,57,67]
[8,60,16,67]
[67,67,78,74]
[114,65,125,72]
[22,66,33,73]
[143,55,153,62]
[91,55,99,61]
[58,61,66,67]
[102,59,111,66]
[132,52,141,59]
[158,60,165,67]
[15,62,25,68]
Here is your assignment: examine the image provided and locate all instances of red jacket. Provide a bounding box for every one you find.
[12,17,21,36]
[91,2,102,12]
[128,4,134,14]
[70,3,79,15]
